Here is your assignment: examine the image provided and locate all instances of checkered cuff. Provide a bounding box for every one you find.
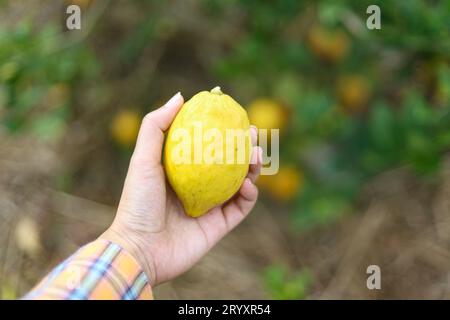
[23,239,153,300]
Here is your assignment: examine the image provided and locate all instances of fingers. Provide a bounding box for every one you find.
[132,92,184,166]
[218,125,261,231]
[248,125,262,183]
[248,146,262,183]
[237,177,259,208]
[221,178,258,230]
[219,125,261,229]
[195,176,259,251]
[193,126,261,249]
[250,125,257,145]
[146,92,184,131]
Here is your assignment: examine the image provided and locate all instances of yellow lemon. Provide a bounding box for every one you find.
[336,75,371,114]
[248,98,288,134]
[266,166,303,201]
[164,86,251,217]
[111,110,141,147]
[307,25,350,63]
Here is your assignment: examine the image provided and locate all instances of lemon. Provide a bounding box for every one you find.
[164,86,251,217]
[248,98,288,133]
[265,166,303,202]
[307,25,350,63]
[111,110,141,147]
[336,75,371,113]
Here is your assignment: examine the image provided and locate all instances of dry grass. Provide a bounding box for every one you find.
[2,131,450,299]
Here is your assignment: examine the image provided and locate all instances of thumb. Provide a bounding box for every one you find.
[131,92,184,166]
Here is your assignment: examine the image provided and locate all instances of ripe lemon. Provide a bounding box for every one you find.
[265,166,303,202]
[336,75,371,113]
[248,98,288,134]
[307,25,350,63]
[111,110,141,147]
[164,87,251,217]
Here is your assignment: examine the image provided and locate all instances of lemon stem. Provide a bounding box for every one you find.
[210,86,223,95]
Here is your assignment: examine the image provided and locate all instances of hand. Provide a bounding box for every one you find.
[101,92,262,286]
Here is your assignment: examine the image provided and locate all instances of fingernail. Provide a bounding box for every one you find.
[250,147,258,164]
[166,92,182,105]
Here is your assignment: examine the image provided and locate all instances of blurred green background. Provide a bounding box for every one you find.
[0,0,450,299]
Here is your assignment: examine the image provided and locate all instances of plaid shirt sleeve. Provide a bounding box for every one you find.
[23,239,153,300]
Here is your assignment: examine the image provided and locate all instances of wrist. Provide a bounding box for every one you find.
[99,225,157,287]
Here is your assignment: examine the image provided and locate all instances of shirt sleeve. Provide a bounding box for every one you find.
[23,239,153,300]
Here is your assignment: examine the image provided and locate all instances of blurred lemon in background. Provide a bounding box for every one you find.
[15,216,41,257]
[307,25,350,64]
[248,98,288,135]
[111,110,141,147]
[259,166,304,202]
[336,75,371,114]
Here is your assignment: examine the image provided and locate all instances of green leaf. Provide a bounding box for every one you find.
[264,265,312,300]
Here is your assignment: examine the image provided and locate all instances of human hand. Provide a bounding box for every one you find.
[101,92,262,286]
